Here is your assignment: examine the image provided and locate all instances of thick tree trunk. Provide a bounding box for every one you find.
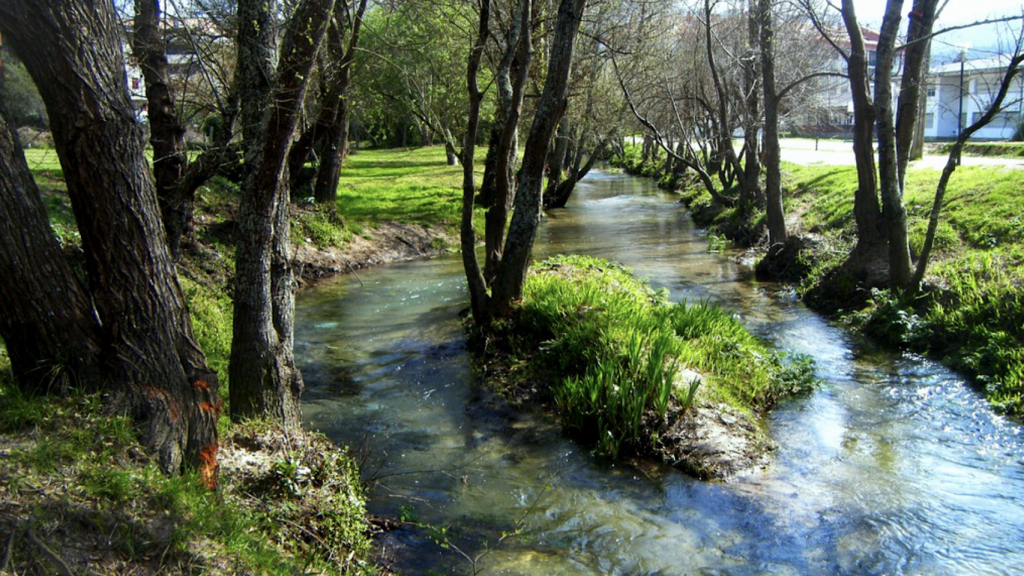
[895,1,938,192]
[312,102,349,202]
[739,1,763,210]
[758,0,786,247]
[134,0,190,259]
[0,102,102,393]
[311,0,365,203]
[483,0,529,284]
[490,0,588,315]
[443,128,459,166]
[231,0,335,425]
[841,0,886,270]
[874,0,914,289]
[0,0,220,481]
[544,118,571,199]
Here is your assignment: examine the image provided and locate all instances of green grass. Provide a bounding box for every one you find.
[335,146,484,235]
[780,162,1024,414]
[611,146,1024,415]
[929,141,1024,159]
[0,361,376,575]
[511,255,815,458]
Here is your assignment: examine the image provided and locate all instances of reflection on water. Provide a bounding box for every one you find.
[296,168,1024,575]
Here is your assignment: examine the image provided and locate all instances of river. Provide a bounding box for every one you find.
[295,168,1024,575]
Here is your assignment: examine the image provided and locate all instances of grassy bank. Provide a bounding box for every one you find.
[927,141,1024,159]
[2,144,477,574]
[611,144,1024,415]
[0,364,376,575]
[484,255,814,474]
[783,163,1024,413]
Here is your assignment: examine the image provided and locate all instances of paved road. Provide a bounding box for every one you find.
[779,137,1024,169]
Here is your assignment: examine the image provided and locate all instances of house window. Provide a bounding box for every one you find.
[131,77,140,91]
[926,86,936,98]
[972,111,983,124]
[924,112,934,127]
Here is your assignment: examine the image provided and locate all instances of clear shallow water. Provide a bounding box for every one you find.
[295,169,1024,575]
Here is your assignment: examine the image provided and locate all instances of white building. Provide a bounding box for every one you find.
[792,28,883,135]
[923,55,1024,141]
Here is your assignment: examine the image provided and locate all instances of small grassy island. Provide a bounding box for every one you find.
[477,254,816,479]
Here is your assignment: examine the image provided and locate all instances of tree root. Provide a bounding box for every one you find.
[1,529,13,571]
[25,522,75,576]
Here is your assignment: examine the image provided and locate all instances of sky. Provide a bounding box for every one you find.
[853,0,1024,62]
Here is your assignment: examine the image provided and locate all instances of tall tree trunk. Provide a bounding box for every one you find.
[483,0,530,284]
[895,1,938,193]
[704,0,744,204]
[759,0,786,247]
[544,140,605,210]
[841,0,886,269]
[312,102,348,202]
[489,0,588,316]
[134,0,190,259]
[461,0,491,324]
[312,0,367,203]
[0,100,102,393]
[740,0,763,209]
[0,0,220,481]
[909,50,932,161]
[874,0,914,289]
[544,118,571,200]
[231,0,336,425]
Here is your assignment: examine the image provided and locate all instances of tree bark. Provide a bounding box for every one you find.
[544,141,604,210]
[895,0,938,192]
[0,100,102,393]
[489,0,588,315]
[759,0,786,247]
[544,117,571,199]
[841,0,886,268]
[0,0,220,481]
[461,0,491,324]
[874,0,914,289]
[231,0,336,425]
[133,0,190,259]
[483,0,530,284]
[740,1,763,209]
[312,0,367,203]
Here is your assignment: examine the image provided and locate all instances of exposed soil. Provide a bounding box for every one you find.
[656,400,775,480]
[294,221,455,285]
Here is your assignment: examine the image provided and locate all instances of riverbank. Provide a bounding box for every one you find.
[473,255,815,479]
[611,144,1024,416]
[1,146,469,575]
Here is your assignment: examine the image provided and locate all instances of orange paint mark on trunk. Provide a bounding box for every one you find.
[191,379,209,391]
[198,442,218,490]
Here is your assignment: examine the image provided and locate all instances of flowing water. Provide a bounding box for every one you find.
[295,169,1024,575]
